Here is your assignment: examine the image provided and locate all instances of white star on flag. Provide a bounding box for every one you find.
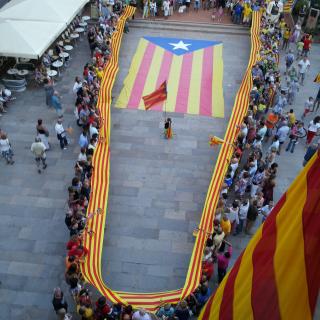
[169,40,191,51]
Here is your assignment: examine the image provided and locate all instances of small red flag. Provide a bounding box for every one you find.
[143,81,167,110]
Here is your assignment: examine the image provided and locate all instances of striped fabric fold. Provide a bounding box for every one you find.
[199,152,320,319]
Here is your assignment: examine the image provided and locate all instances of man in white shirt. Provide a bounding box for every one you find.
[72,76,82,95]
[298,57,310,85]
[54,117,68,150]
[236,199,249,234]
[132,309,151,320]
[260,201,274,223]
[257,121,267,140]
[31,137,47,174]
[266,0,283,23]
[306,116,320,145]
[89,122,99,138]
[276,121,290,154]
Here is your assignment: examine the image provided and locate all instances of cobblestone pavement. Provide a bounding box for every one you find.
[0,18,319,319]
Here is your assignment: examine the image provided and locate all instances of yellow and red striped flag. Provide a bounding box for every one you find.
[209,135,224,146]
[199,151,320,320]
[143,80,167,110]
[115,36,224,117]
[314,72,320,83]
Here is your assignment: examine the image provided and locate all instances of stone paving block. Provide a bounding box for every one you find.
[142,239,172,252]
[23,277,60,293]
[18,225,66,242]
[0,239,35,252]
[105,272,139,291]
[109,185,139,197]
[158,218,189,232]
[152,200,178,210]
[159,230,189,242]
[106,226,160,240]
[0,303,10,320]
[173,267,189,277]
[174,191,194,202]
[137,275,174,292]
[107,215,159,229]
[171,241,195,254]
[178,201,201,211]
[147,265,174,277]
[122,262,149,275]
[7,262,45,278]
[164,209,186,220]
[33,240,66,256]
[102,260,123,273]
[13,290,52,308]
[0,261,10,273]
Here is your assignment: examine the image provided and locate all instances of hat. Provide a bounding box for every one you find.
[58,41,64,46]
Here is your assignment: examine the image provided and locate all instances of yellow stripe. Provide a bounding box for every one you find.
[199,279,228,319]
[212,44,224,118]
[187,50,203,115]
[232,228,262,319]
[274,168,312,319]
[115,38,148,108]
[137,46,165,109]
[166,55,183,112]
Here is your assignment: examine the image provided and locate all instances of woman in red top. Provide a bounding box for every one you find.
[68,244,89,259]
[303,35,312,57]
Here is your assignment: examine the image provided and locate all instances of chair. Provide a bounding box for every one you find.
[2,78,27,92]
[14,62,35,80]
[48,49,59,62]
[62,33,71,44]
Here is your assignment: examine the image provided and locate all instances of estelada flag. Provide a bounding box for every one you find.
[313,72,320,83]
[116,36,224,117]
[143,81,167,110]
[198,151,320,320]
[209,135,224,146]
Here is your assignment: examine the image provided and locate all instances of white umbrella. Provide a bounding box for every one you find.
[0,0,89,24]
[0,18,66,59]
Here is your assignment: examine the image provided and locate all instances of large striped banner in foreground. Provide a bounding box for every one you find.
[199,151,320,320]
[81,9,262,311]
[115,36,224,117]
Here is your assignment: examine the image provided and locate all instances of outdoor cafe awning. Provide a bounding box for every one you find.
[0,19,66,59]
[0,0,89,59]
[0,0,89,24]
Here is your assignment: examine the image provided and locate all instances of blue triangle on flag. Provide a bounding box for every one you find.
[144,36,222,56]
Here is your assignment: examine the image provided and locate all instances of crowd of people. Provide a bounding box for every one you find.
[49,3,320,319]
[1,0,318,319]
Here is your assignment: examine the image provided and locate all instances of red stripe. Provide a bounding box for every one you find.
[251,195,286,320]
[144,95,167,109]
[143,83,166,101]
[143,91,167,104]
[200,46,214,117]
[152,51,173,111]
[200,291,215,319]
[127,42,156,108]
[175,53,193,114]
[302,151,320,314]
[219,252,244,320]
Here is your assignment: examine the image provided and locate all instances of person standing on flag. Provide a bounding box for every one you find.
[164,118,173,139]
